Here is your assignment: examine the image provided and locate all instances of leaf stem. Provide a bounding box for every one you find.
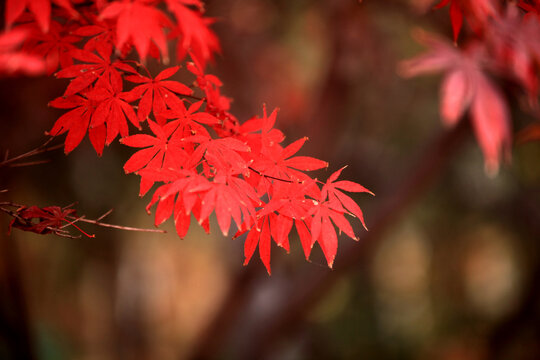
[248,166,295,183]
[64,215,166,233]
[0,138,62,168]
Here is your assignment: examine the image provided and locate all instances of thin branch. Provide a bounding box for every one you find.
[96,209,114,222]
[1,202,166,237]
[0,205,82,239]
[182,93,205,102]
[0,201,24,207]
[9,160,51,167]
[248,166,295,183]
[65,215,167,233]
[0,138,62,168]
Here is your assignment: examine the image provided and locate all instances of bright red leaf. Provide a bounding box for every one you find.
[166,0,220,67]
[125,65,193,123]
[56,42,136,96]
[49,91,97,154]
[6,0,77,33]
[99,0,171,61]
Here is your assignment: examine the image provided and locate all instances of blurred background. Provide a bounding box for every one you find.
[1,0,540,359]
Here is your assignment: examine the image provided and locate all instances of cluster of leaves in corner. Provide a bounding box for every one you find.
[2,0,372,274]
[401,0,540,175]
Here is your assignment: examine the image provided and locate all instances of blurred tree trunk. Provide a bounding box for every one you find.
[0,233,36,360]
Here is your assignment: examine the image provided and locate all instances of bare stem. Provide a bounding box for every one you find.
[65,215,166,233]
[0,202,166,237]
[0,138,62,168]
[248,166,295,183]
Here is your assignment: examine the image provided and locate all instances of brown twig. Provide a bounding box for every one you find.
[182,93,205,102]
[8,160,51,167]
[0,202,166,237]
[0,138,62,168]
[96,209,114,222]
[65,214,166,233]
[248,166,296,183]
[0,204,82,239]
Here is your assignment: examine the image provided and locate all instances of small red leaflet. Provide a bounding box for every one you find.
[99,0,171,62]
[400,30,511,174]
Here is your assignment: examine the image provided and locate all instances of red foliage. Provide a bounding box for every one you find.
[7,204,96,238]
[400,31,511,174]
[0,29,46,75]
[5,0,540,271]
[2,0,371,273]
[403,1,540,175]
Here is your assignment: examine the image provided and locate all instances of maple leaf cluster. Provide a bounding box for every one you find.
[2,0,372,273]
[402,0,540,174]
[5,203,97,238]
[8,205,77,235]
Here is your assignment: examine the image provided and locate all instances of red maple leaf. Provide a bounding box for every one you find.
[142,168,214,235]
[56,42,136,96]
[470,74,512,175]
[233,158,364,273]
[321,166,373,228]
[125,65,193,123]
[8,205,75,234]
[143,167,259,239]
[299,167,373,268]
[242,216,272,274]
[194,136,252,175]
[192,174,257,236]
[239,164,369,272]
[6,0,77,33]
[121,119,188,174]
[187,60,238,134]
[166,0,220,67]
[434,0,464,43]
[236,108,327,189]
[242,211,301,275]
[86,83,140,146]
[433,0,497,42]
[23,20,81,75]
[49,91,98,154]
[253,135,328,182]
[160,99,220,137]
[50,79,140,155]
[0,28,46,75]
[70,13,126,55]
[99,0,172,62]
[400,30,511,174]
[308,201,352,268]
[254,178,318,220]
[235,176,318,271]
[485,6,540,96]
[8,205,95,238]
[121,112,226,196]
